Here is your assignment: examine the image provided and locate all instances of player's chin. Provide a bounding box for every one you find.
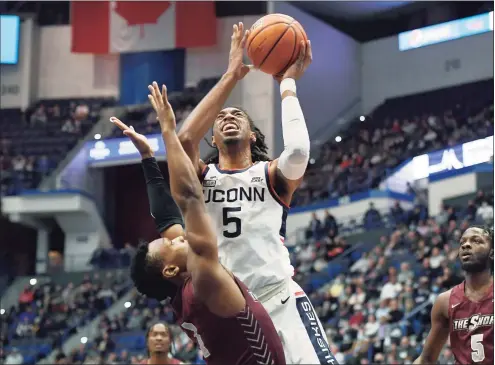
[222,134,242,145]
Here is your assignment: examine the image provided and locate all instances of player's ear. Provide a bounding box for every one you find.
[211,135,217,148]
[489,248,493,261]
[249,131,256,144]
[162,264,180,278]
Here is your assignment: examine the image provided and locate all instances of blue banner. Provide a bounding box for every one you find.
[119,49,185,105]
[399,11,493,51]
[86,134,165,166]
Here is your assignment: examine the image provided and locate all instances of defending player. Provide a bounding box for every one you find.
[128,85,285,365]
[173,23,336,364]
[414,226,493,364]
[141,322,181,364]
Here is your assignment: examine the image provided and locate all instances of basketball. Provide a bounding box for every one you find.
[246,14,307,76]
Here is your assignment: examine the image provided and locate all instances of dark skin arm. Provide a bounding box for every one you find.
[177,23,251,177]
[413,290,451,364]
[109,117,186,241]
[149,82,247,317]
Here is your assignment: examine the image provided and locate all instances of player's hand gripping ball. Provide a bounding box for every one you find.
[246,14,308,77]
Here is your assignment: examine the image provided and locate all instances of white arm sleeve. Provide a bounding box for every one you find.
[277,95,310,180]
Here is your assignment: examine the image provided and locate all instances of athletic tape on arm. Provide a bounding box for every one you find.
[277,92,310,180]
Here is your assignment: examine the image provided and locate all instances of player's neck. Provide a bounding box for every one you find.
[218,147,252,170]
[149,353,170,364]
[465,270,493,292]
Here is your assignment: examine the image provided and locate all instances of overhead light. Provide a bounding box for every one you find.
[359,116,365,122]
[94,134,102,140]
[335,136,342,143]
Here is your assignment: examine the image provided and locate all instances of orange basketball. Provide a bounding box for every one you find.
[246,14,307,76]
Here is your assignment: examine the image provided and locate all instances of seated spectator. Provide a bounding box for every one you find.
[476,201,494,224]
[5,348,24,365]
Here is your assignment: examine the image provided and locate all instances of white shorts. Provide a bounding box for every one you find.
[261,280,339,365]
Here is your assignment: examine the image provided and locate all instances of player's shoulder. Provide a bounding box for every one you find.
[433,289,453,318]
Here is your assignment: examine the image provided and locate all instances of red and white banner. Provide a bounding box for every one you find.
[71,1,217,54]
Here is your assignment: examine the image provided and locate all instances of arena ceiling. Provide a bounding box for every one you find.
[293,1,493,41]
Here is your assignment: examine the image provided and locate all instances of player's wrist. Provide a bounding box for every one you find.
[280,78,297,97]
[141,151,154,160]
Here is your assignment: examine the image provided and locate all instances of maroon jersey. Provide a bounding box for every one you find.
[449,281,494,364]
[171,275,285,365]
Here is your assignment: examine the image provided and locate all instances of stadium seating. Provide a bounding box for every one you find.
[106,77,220,139]
[0,97,116,195]
[292,79,494,206]
[1,270,131,364]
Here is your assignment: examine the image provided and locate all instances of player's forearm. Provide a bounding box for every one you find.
[141,157,184,235]
[178,72,238,147]
[278,79,310,180]
[162,130,204,208]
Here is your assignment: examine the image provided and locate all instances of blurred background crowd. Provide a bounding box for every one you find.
[0,1,493,364]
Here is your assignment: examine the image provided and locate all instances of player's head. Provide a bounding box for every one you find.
[206,107,270,164]
[146,322,172,356]
[130,237,189,301]
[459,226,494,273]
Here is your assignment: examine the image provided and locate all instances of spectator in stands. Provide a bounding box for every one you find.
[363,202,382,229]
[308,212,322,240]
[476,201,494,224]
[61,118,76,134]
[4,348,24,365]
[323,210,339,238]
[18,285,34,305]
[30,105,47,126]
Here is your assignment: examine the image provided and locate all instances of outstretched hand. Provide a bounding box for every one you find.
[148,81,176,133]
[274,40,312,83]
[227,22,253,80]
[110,117,154,159]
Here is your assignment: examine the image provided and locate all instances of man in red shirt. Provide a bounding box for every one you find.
[141,322,181,365]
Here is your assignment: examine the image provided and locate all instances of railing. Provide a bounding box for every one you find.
[288,206,399,247]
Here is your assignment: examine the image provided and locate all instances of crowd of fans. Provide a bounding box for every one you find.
[303,189,493,365]
[0,98,115,195]
[0,271,130,364]
[20,188,488,365]
[293,80,493,206]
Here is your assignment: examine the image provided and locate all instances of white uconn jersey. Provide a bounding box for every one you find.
[202,161,293,292]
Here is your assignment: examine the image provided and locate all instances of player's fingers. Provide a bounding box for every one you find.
[152,81,164,107]
[240,29,250,48]
[297,40,307,63]
[238,22,244,38]
[306,40,313,64]
[109,117,129,131]
[233,24,238,39]
[161,84,169,106]
[148,94,158,111]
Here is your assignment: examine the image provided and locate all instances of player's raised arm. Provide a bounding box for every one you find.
[413,291,451,364]
[177,23,251,176]
[269,40,312,204]
[148,82,217,260]
[109,117,185,241]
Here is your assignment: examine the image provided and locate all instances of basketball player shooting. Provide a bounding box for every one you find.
[414,226,493,364]
[172,22,336,365]
[125,85,286,365]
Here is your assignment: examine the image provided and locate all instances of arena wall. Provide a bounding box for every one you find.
[270,2,362,155]
[361,32,494,111]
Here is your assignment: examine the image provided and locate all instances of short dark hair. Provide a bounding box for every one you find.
[205,107,270,164]
[130,243,177,302]
[469,225,494,248]
[146,321,174,356]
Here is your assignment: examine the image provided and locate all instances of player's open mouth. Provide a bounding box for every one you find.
[222,123,239,133]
